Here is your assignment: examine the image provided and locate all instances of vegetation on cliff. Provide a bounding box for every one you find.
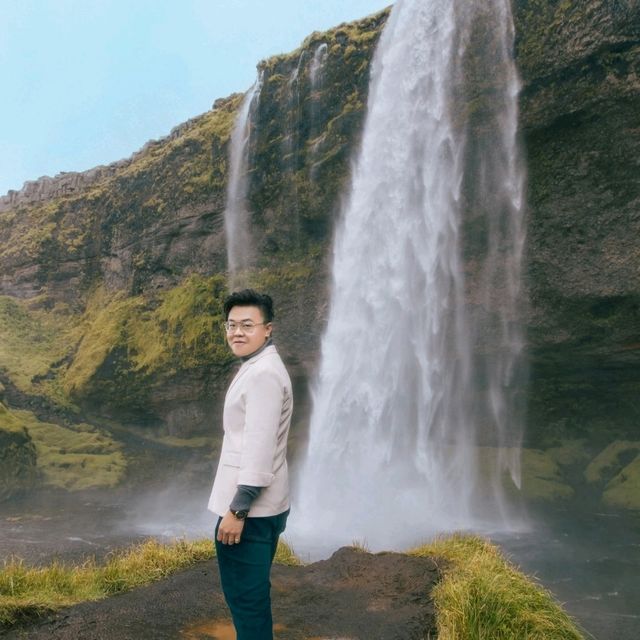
[246,10,388,253]
[64,274,232,406]
[0,402,124,492]
[0,297,77,405]
[0,95,242,273]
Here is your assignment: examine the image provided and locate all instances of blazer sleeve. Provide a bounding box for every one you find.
[237,367,284,487]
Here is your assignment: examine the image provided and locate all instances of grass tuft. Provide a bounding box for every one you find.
[410,534,586,640]
[0,538,214,627]
[273,539,303,566]
[350,539,371,553]
[0,536,300,627]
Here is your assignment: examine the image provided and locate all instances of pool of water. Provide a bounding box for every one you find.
[497,504,640,640]
[1,488,638,639]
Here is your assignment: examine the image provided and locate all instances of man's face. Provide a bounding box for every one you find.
[226,305,272,358]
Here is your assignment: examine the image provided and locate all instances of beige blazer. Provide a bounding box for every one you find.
[207,345,293,518]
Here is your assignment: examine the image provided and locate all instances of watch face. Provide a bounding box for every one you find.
[233,510,248,519]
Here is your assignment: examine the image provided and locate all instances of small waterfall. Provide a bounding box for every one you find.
[294,0,526,554]
[308,43,329,178]
[224,72,263,288]
[282,53,306,249]
[283,52,306,164]
[309,43,328,92]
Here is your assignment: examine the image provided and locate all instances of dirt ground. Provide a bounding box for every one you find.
[0,547,441,640]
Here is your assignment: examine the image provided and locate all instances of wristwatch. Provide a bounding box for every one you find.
[231,509,249,520]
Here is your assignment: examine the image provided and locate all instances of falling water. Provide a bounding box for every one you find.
[308,42,329,177]
[283,52,306,164]
[309,43,328,92]
[224,72,263,288]
[293,0,526,553]
[281,53,307,249]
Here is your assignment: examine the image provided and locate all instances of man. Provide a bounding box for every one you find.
[208,289,293,640]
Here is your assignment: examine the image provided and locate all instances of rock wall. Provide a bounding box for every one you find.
[0,3,638,447]
[515,0,640,444]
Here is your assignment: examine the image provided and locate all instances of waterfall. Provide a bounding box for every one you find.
[309,43,328,91]
[224,72,263,288]
[284,52,305,164]
[280,53,307,249]
[308,42,328,178]
[293,0,526,554]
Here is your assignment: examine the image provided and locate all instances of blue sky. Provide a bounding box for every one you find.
[0,0,390,196]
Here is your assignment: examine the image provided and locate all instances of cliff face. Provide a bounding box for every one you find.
[0,3,638,454]
[514,0,640,444]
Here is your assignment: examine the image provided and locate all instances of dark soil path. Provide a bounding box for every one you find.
[0,548,440,640]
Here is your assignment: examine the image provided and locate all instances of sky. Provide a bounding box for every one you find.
[0,0,391,197]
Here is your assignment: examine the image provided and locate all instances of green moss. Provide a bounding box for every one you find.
[520,449,574,500]
[5,408,125,490]
[140,434,217,449]
[584,441,640,484]
[0,404,39,500]
[128,273,231,373]
[117,95,243,201]
[476,446,574,502]
[0,296,78,404]
[545,439,590,467]
[63,289,143,396]
[0,402,25,433]
[246,256,317,291]
[602,454,640,510]
[62,275,232,406]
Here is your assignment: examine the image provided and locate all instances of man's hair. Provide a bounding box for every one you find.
[223,289,274,323]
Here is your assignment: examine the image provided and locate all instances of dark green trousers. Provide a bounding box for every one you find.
[215,510,289,640]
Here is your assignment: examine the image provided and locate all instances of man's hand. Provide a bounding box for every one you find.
[217,511,246,545]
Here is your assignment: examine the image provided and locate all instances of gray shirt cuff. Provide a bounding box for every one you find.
[229,484,263,512]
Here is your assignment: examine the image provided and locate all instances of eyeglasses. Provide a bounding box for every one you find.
[223,321,268,334]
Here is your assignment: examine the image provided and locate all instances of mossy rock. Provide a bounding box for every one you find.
[519,448,575,501]
[545,439,591,467]
[0,404,40,500]
[584,440,640,484]
[602,454,640,510]
[6,407,126,491]
[477,446,574,501]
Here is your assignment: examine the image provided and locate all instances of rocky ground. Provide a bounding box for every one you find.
[0,548,440,640]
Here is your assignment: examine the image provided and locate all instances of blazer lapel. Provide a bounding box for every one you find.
[224,345,277,396]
